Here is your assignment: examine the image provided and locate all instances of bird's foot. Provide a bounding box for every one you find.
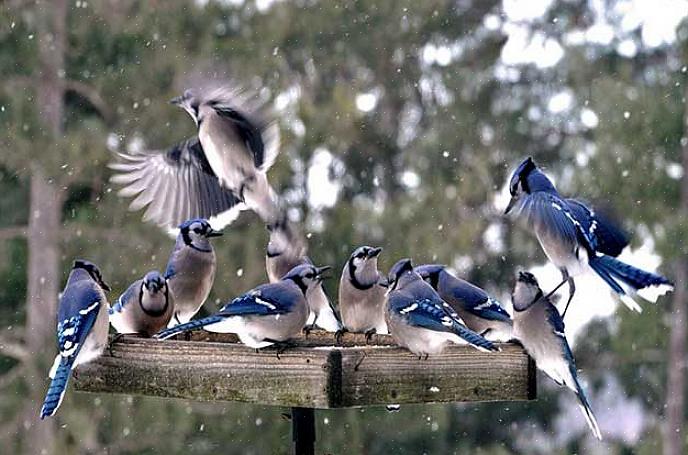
[364,329,376,345]
[108,333,125,356]
[302,324,315,339]
[334,328,348,345]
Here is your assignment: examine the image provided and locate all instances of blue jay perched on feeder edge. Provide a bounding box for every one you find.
[338,246,387,339]
[265,218,342,333]
[511,271,602,440]
[505,157,673,316]
[155,264,328,348]
[109,270,174,337]
[170,86,282,224]
[164,218,222,326]
[109,136,244,230]
[415,264,512,342]
[40,260,111,419]
[383,258,498,358]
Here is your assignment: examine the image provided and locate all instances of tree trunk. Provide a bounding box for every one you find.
[663,80,688,455]
[21,0,67,453]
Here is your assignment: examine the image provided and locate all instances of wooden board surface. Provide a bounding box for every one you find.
[73,331,536,408]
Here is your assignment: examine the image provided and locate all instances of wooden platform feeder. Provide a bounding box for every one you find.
[73,331,536,454]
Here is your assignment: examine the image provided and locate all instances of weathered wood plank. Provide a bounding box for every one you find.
[73,332,536,408]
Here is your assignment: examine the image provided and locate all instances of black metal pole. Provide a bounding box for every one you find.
[292,407,315,455]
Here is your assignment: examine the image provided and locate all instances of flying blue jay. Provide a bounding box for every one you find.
[384,258,498,357]
[109,136,244,230]
[155,264,329,348]
[165,218,222,326]
[265,218,342,332]
[505,157,673,315]
[170,86,282,224]
[109,270,174,337]
[511,271,602,440]
[40,260,111,419]
[338,246,387,338]
[415,264,512,342]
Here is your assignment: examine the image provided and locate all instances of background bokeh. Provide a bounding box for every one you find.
[1,0,687,453]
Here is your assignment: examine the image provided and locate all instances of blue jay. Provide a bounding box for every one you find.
[265,218,342,332]
[109,270,174,337]
[415,264,512,342]
[171,86,282,224]
[165,218,222,326]
[155,264,329,348]
[384,258,497,357]
[505,157,673,315]
[338,246,387,337]
[109,136,244,230]
[40,260,111,419]
[511,271,602,440]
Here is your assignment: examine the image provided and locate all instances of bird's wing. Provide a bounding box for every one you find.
[109,137,244,229]
[218,286,295,317]
[388,294,455,334]
[525,192,594,252]
[544,302,575,363]
[449,279,511,322]
[109,280,140,314]
[565,198,629,257]
[56,286,103,362]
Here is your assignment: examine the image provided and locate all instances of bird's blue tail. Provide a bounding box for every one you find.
[155,315,224,340]
[571,370,602,440]
[40,360,72,419]
[588,254,673,309]
[452,322,499,352]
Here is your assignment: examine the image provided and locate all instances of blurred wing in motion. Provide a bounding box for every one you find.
[109,137,245,229]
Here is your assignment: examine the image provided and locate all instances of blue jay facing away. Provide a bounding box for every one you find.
[165,218,222,327]
[109,271,174,337]
[384,258,498,358]
[171,86,282,224]
[41,260,111,419]
[265,218,342,333]
[338,246,388,339]
[155,264,328,349]
[109,136,244,230]
[505,157,673,316]
[511,271,602,440]
[415,264,513,342]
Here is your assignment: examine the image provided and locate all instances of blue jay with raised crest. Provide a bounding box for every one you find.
[384,258,498,357]
[505,157,673,315]
[40,260,111,419]
[165,218,222,327]
[415,264,512,342]
[512,271,602,440]
[155,264,329,348]
[109,270,174,337]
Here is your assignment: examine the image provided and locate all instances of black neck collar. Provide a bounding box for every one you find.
[138,286,170,318]
[348,258,375,291]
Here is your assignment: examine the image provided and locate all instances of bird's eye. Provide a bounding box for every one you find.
[305,273,314,279]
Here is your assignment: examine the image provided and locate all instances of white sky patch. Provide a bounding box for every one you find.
[501,25,564,68]
[421,43,453,67]
[616,39,638,58]
[400,170,420,189]
[503,0,553,21]
[483,222,505,253]
[615,0,688,47]
[666,162,684,180]
[547,90,573,114]
[355,92,378,113]
[306,148,344,209]
[580,108,599,129]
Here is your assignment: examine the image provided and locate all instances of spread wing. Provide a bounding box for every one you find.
[109,137,244,229]
[523,192,594,252]
[565,199,629,257]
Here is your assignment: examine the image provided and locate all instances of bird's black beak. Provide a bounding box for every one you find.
[315,266,332,282]
[206,229,223,238]
[504,196,517,215]
[367,247,383,258]
[101,281,112,293]
[378,277,390,288]
[169,95,184,106]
